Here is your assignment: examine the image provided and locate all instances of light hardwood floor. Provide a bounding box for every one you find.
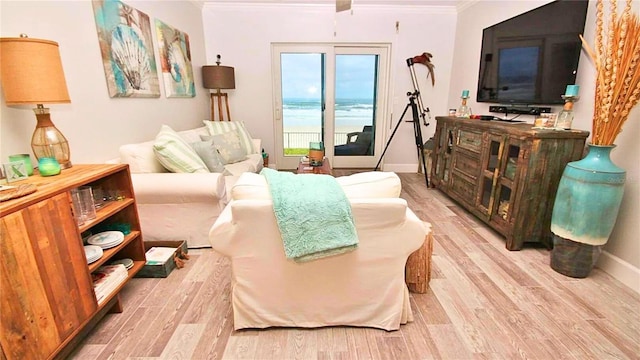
[70,172,640,360]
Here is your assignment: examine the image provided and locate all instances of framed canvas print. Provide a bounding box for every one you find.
[92,0,160,98]
[155,19,196,98]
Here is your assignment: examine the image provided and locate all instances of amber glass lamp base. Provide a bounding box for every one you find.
[31,106,72,169]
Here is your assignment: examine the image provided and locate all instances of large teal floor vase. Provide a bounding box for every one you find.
[550,235,603,278]
[550,144,626,278]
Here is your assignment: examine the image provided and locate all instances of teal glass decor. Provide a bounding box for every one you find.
[38,157,61,177]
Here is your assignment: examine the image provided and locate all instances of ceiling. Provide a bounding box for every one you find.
[196,0,466,7]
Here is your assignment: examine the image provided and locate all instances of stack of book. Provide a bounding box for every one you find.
[92,264,128,305]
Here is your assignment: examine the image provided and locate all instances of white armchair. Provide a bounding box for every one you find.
[209,172,429,330]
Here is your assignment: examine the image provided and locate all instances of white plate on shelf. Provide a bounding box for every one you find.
[110,258,134,270]
[87,231,125,249]
[84,245,103,264]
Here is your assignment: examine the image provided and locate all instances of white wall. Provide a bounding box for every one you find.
[451,0,640,292]
[0,0,209,163]
[201,3,458,170]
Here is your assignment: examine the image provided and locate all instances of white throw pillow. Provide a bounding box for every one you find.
[153,125,209,173]
[202,120,257,154]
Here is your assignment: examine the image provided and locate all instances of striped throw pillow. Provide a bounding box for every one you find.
[202,120,257,154]
[153,125,209,173]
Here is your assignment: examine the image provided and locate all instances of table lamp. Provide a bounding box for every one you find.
[202,54,235,121]
[0,35,73,169]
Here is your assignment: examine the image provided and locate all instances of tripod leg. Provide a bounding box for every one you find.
[410,97,429,187]
[374,102,411,171]
[415,120,429,187]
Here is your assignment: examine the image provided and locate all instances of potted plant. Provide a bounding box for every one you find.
[550,0,639,278]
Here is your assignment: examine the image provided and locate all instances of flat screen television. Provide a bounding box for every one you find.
[476,0,589,105]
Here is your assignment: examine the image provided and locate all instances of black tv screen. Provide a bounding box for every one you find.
[476,0,588,105]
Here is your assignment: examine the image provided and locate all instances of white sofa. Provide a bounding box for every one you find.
[209,171,428,331]
[115,126,263,248]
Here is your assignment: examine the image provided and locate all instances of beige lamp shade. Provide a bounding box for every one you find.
[0,37,71,104]
[202,65,235,90]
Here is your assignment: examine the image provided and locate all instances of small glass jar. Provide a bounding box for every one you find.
[38,157,61,177]
[308,142,324,167]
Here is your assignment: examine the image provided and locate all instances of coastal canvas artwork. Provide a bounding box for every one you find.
[155,19,195,98]
[92,0,160,98]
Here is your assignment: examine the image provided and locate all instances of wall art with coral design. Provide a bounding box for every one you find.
[155,19,195,98]
[92,0,160,98]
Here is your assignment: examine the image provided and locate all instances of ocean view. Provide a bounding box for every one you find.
[282,98,374,148]
[283,98,373,131]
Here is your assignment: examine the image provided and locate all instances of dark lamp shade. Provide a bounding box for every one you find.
[202,65,235,90]
[0,37,71,105]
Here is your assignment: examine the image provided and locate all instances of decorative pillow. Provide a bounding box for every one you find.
[202,120,257,154]
[203,130,248,164]
[190,140,229,174]
[153,125,209,173]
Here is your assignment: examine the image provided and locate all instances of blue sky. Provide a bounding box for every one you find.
[281,53,376,100]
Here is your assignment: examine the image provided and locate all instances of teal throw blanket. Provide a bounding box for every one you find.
[260,168,358,262]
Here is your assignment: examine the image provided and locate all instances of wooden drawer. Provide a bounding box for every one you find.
[453,151,480,178]
[451,173,477,204]
[457,129,483,153]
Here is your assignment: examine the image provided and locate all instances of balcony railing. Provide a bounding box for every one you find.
[283,131,350,148]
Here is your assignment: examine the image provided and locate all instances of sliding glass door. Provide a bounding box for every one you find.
[272,44,389,169]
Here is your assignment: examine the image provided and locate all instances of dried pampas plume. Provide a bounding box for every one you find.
[581,0,640,145]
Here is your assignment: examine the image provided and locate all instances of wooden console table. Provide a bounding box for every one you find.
[431,116,588,250]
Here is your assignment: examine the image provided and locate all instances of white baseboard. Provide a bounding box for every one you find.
[379,163,421,173]
[596,250,640,294]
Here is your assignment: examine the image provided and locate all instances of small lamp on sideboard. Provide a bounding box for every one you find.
[202,54,235,122]
[0,35,73,169]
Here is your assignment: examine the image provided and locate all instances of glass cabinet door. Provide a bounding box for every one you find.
[495,142,521,222]
[478,135,522,224]
[433,123,454,187]
[479,137,503,215]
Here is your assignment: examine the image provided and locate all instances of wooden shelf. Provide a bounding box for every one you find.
[0,164,146,360]
[95,260,145,311]
[79,198,135,233]
[87,231,141,272]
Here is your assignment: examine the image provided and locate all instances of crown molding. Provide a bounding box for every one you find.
[202,1,458,14]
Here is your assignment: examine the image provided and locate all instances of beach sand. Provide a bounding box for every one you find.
[283,125,365,133]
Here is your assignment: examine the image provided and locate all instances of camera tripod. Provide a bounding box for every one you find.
[374,56,433,187]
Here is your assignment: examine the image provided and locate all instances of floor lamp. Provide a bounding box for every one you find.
[202,55,235,121]
[0,35,73,169]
